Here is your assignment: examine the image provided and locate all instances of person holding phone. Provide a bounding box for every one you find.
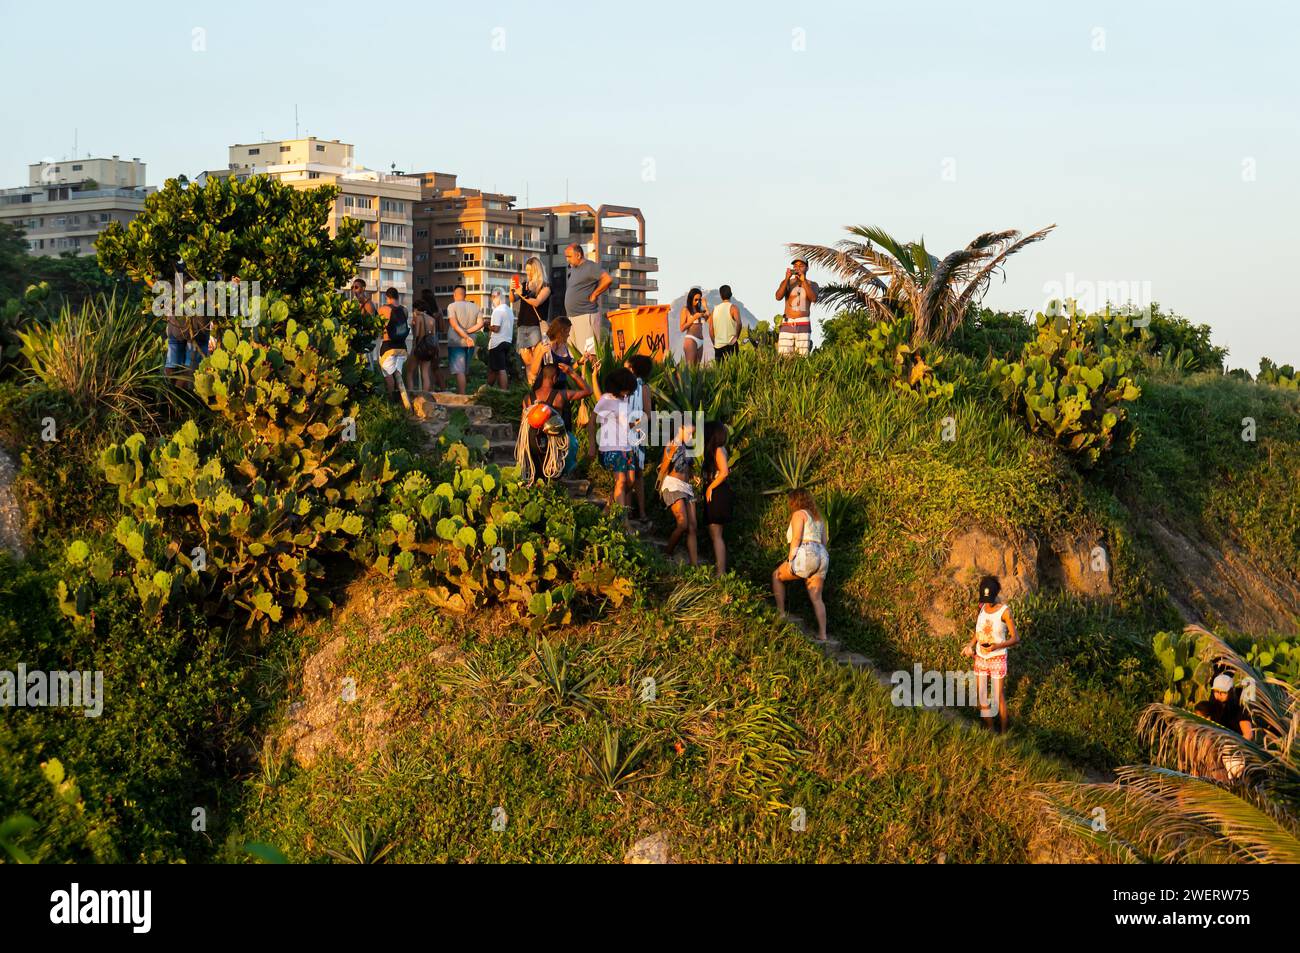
[679,287,708,366]
[961,576,1021,733]
[774,258,818,357]
[513,256,551,365]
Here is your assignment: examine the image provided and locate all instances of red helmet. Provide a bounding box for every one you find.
[526,402,553,430]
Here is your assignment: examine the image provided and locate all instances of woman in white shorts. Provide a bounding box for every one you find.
[772,488,829,641]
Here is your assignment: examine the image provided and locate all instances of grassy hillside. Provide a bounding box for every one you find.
[4,297,1298,864]
[233,575,1092,863]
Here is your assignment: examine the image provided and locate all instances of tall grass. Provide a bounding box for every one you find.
[17,293,178,432]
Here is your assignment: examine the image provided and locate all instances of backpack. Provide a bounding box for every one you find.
[388,305,409,344]
[413,332,440,361]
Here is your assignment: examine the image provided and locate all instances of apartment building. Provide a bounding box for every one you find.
[410,175,658,318]
[0,155,152,257]
[210,137,420,306]
[411,172,550,313]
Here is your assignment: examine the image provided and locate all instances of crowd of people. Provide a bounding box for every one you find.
[159,254,1267,755]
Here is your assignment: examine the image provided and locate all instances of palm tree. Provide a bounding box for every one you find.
[788,224,1054,345]
[1036,625,1300,863]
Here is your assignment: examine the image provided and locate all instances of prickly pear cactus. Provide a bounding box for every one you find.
[989,306,1141,465]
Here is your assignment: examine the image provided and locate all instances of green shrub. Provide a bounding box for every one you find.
[0,555,251,863]
[990,307,1142,465]
[853,314,954,401]
[1156,628,1300,707]
[358,466,637,631]
[1258,357,1298,390]
[58,309,398,634]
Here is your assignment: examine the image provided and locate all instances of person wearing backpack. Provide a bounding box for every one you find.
[407,289,441,394]
[378,287,411,406]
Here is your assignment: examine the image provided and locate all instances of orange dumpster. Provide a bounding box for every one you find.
[608,304,671,362]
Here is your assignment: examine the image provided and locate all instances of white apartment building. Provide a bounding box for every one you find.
[212,137,420,306]
[0,155,152,257]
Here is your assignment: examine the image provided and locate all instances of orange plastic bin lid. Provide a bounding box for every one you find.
[608,304,671,360]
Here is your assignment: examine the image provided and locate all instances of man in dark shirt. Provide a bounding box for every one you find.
[378,287,410,407]
[1194,673,1253,781]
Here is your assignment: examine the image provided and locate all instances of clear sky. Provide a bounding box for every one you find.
[2,0,1296,371]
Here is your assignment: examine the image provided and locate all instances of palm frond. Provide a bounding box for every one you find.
[1115,765,1300,864]
[947,225,1056,329]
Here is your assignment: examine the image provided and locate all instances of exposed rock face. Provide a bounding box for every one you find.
[624,831,673,864]
[1038,536,1113,598]
[929,527,1114,637]
[1144,518,1300,635]
[0,448,24,559]
[945,528,1040,600]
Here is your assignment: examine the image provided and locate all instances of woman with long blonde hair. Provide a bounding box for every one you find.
[512,255,551,366]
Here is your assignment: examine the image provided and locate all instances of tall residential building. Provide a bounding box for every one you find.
[409,178,659,317]
[526,203,658,314]
[205,137,420,306]
[0,155,152,257]
[411,172,550,313]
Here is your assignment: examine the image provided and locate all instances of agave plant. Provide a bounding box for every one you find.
[18,292,179,431]
[582,723,653,794]
[762,446,817,495]
[1036,625,1300,863]
[324,821,397,864]
[788,224,1054,345]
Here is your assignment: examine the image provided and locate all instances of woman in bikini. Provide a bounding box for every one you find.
[679,287,709,367]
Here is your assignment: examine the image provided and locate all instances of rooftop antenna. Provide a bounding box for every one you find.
[565,178,569,202]
[295,105,299,139]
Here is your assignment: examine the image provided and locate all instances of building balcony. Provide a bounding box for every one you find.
[612,255,658,270]
[432,235,545,252]
[616,277,658,292]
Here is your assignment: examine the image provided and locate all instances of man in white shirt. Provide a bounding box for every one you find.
[487,288,515,390]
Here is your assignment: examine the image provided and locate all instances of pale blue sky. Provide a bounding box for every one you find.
[2,0,1296,371]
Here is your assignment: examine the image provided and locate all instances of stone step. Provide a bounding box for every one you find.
[475,421,515,441]
[560,478,590,496]
[835,651,875,669]
[427,391,477,407]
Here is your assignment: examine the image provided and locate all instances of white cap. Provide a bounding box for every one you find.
[1211,674,1234,693]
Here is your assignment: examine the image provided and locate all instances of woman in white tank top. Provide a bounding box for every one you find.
[772,488,830,641]
[961,575,1020,733]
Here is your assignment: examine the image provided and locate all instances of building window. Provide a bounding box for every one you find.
[72,164,83,171]
[248,148,260,155]
[280,146,290,153]
[316,144,325,152]
[99,212,110,222]
[308,171,320,179]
